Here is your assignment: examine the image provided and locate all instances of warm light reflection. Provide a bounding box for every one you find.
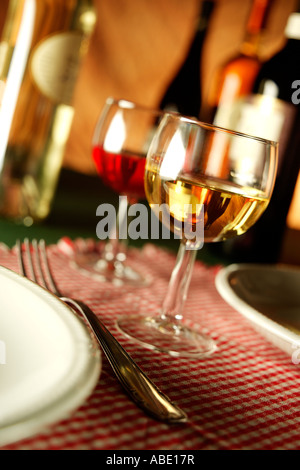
[0,0,36,171]
[159,128,186,180]
[218,73,240,106]
[103,110,126,153]
[261,79,279,98]
[205,132,227,177]
[287,172,300,230]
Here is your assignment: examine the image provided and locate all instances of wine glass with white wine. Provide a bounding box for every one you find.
[117,113,278,357]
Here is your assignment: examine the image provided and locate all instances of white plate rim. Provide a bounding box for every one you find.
[0,266,101,447]
[215,263,300,349]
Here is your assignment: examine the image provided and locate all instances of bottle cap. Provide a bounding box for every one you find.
[285,12,300,40]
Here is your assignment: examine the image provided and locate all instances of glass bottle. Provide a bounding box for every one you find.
[0,0,97,225]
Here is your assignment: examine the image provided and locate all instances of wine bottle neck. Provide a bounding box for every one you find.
[196,0,215,34]
[240,31,261,56]
[240,0,271,57]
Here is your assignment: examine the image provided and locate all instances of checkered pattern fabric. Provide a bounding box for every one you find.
[1,239,300,450]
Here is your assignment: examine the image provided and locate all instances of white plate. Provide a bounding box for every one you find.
[0,266,101,447]
[215,263,300,357]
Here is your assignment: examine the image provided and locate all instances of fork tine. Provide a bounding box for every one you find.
[16,239,37,281]
[38,239,61,297]
[24,238,38,283]
[31,239,48,290]
[16,240,26,277]
[17,239,59,296]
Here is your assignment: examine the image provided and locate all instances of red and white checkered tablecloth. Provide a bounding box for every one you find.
[1,238,300,450]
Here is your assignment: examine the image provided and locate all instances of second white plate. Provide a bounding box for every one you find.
[215,263,300,357]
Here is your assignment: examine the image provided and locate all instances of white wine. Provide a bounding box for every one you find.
[0,0,96,224]
[145,162,269,243]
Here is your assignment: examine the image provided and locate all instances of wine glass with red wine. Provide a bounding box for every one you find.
[117,113,278,357]
[73,98,165,286]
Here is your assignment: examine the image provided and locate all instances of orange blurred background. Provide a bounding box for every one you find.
[0,0,299,260]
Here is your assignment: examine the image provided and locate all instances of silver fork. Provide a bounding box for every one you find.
[16,238,187,424]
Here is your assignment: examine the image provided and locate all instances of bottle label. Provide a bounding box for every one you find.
[214,94,296,174]
[30,32,83,105]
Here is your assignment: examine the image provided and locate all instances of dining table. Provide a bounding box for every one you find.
[1,168,300,452]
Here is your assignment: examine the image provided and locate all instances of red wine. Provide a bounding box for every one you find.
[92,145,146,199]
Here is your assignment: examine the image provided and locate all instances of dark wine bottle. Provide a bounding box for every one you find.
[159,0,215,118]
[211,4,300,263]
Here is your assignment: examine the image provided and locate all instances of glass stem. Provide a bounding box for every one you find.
[161,242,197,322]
[104,195,136,264]
[103,196,128,265]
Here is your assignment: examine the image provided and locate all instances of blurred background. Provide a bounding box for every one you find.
[64,0,297,173]
[0,0,299,264]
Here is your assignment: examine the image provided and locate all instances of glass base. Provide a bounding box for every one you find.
[71,251,150,287]
[116,314,217,358]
